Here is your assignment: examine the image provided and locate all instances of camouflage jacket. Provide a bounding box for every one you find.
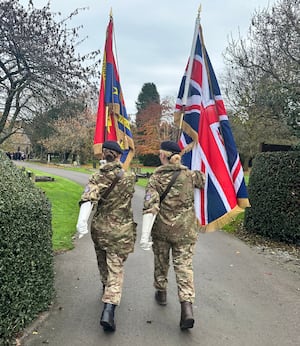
[80,161,136,255]
[143,163,205,244]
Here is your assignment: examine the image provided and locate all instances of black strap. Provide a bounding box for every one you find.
[98,170,124,206]
[160,170,181,203]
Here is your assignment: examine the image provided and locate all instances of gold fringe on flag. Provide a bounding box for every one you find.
[200,205,246,233]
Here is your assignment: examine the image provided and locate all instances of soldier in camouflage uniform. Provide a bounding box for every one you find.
[142,141,205,330]
[77,141,136,332]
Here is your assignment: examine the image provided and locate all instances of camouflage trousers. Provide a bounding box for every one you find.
[152,240,196,303]
[94,246,128,306]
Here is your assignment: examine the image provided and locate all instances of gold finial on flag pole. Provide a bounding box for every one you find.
[110,7,113,18]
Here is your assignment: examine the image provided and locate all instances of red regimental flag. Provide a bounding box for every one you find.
[93,15,117,156]
[93,13,135,170]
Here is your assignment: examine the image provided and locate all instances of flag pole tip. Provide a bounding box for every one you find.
[197,4,202,19]
[110,7,113,18]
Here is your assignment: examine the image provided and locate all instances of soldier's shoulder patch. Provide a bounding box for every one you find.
[84,185,90,193]
[145,192,152,201]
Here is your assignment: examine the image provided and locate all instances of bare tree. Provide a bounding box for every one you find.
[224,0,300,139]
[39,108,95,164]
[0,0,100,144]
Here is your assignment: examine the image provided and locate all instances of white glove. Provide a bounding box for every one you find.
[140,213,156,250]
[76,201,93,239]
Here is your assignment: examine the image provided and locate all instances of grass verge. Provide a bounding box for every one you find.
[25,168,82,252]
[222,212,245,233]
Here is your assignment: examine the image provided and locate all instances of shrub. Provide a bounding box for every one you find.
[244,151,300,244]
[138,154,160,166]
[0,151,54,345]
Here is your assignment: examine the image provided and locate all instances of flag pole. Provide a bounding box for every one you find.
[104,9,114,141]
[107,8,114,142]
[177,5,201,141]
[182,5,201,106]
[112,12,127,149]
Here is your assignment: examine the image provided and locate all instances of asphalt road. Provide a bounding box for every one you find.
[14,161,300,346]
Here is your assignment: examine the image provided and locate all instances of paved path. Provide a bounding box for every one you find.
[14,161,300,346]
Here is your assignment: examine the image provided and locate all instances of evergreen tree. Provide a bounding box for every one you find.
[136,83,160,114]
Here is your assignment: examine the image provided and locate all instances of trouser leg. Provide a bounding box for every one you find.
[93,245,108,287]
[152,240,171,291]
[172,243,195,303]
[102,252,128,306]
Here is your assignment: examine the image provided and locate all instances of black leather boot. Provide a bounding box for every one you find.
[100,303,116,331]
[155,290,167,305]
[180,301,194,330]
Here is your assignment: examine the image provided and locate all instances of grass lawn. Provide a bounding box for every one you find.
[26,168,82,252]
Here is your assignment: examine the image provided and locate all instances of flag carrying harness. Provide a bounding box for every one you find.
[98,170,124,207]
[160,170,181,203]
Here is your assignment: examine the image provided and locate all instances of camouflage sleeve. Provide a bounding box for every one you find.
[143,175,160,215]
[80,172,106,204]
[127,171,136,189]
[192,170,206,189]
[122,171,136,196]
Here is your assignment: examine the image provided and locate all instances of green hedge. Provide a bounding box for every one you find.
[244,151,300,244]
[138,154,161,166]
[0,152,54,345]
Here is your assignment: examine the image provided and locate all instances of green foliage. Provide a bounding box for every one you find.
[138,154,161,167]
[244,151,300,244]
[135,82,160,114]
[0,152,54,344]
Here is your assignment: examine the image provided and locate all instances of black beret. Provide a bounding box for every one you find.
[160,141,181,153]
[103,141,123,154]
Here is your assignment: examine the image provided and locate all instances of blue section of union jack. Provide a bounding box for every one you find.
[175,19,249,229]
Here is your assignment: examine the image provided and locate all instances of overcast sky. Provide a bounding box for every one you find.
[20,0,276,114]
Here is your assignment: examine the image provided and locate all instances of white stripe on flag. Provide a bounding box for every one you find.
[199,145,232,212]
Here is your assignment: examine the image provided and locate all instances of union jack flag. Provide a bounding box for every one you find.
[94,12,134,170]
[175,14,250,231]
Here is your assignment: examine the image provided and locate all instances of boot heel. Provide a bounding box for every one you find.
[100,303,116,332]
[180,301,194,330]
[180,317,194,329]
[155,290,167,305]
